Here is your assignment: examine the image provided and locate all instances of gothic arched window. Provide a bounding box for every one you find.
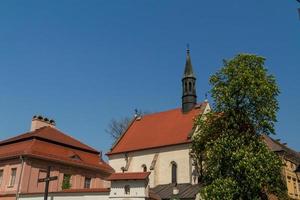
[171,161,177,184]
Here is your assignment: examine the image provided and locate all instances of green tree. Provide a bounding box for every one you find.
[191,54,288,199]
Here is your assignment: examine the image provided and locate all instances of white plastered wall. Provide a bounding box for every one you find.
[108,143,193,188]
[109,180,148,200]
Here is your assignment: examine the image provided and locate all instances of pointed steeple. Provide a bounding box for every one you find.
[182,45,197,113]
[183,45,195,78]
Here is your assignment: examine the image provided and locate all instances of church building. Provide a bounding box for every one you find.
[107,48,211,200]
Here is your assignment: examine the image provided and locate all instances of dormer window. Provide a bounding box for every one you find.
[69,153,81,161]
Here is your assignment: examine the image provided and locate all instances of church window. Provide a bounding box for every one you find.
[189,82,192,91]
[9,168,17,186]
[171,161,177,184]
[124,185,130,195]
[84,177,91,189]
[0,169,3,185]
[185,82,187,92]
[142,164,147,172]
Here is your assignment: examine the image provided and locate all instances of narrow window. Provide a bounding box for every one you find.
[188,82,192,91]
[0,169,3,185]
[142,164,147,172]
[9,168,17,186]
[184,82,187,92]
[171,161,177,184]
[124,185,130,195]
[84,177,91,189]
[62,174,72,189]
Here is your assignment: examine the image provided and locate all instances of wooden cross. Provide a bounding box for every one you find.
[38,166,58,200]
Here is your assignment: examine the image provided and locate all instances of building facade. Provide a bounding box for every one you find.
[263,135,300,199]
[0,116,113,200]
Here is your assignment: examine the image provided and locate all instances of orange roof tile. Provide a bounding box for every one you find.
[107,172,151,180]
[0,126,99,153]
[107,103,207,155]
[0,127,113,174]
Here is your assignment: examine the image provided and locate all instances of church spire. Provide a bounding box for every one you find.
[183,45,195,78]
[182,45,197,113]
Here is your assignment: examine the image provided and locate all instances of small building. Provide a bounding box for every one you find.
[0,116,113,200]
[107,172,151,200]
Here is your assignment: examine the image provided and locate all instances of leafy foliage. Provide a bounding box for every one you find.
[62,174,72,190]
[192,54,288,199]
[210,54,279,135]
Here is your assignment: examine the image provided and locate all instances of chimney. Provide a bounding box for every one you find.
[31,115,56,131]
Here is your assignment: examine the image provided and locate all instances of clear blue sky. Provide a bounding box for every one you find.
[0,1,299,157]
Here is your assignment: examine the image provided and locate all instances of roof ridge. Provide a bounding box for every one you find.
[142,102,205,118]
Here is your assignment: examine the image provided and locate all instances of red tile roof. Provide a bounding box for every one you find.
[107,172,151,180]
[0,126,98,153]
[107,103,207,155]
[0,127,113,174]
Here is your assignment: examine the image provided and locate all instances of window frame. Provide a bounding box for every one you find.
[84,177,92,189]
[62,174,72,189]
[171,161,177,184]
[0,169,3,185]
[9,168,17,187]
